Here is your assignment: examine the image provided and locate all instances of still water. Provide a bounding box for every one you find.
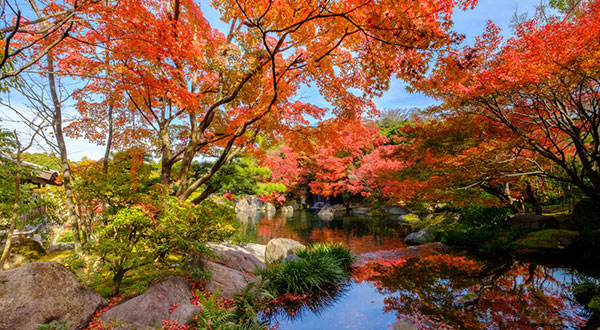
[237,210,598,330]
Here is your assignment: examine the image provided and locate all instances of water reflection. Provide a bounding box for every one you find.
[354,255,590,329]
[238,210,411,254]
[239,210,596,329]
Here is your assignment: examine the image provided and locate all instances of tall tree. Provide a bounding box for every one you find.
[64,0,478,203]
[414,0,600,203]
[0,0,95,80]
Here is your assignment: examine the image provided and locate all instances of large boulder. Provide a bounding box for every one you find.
[0,237,46,270]
[204,261,255,299]
[317,206,335,221]
[404,228,435,245]
[0,261,105,330]
[48,242,75,253]
[514,229,579,256]
[235,198,250,213]
[281,205,294,217]
[247,195,263,210]
[397,214,421,224]
[100,276,197,328]
[207,242,265,273]
[505,214,558,231]
[264,202,276,214]
[265,238,305,261]
[571,198,600,230]
[243,243,267,263]
[388,206,410,216]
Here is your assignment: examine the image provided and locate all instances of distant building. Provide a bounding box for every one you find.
[0,153,60,187]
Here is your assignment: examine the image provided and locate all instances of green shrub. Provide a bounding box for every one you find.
[459,206,512,226]
[439,223,518,258]
[259,243,355,295]
[573,280,600,313]
[193,290,268,330]
[589,296,600,313]
[55,231,73,243]
[86,196,238,296]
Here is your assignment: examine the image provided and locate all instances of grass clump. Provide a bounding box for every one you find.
[296,242,355,268]
[258,242,355,295]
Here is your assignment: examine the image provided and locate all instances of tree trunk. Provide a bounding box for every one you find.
[110,267,125,296]
[103,105,113,174]
[191,185,217,204]
[159,126,174,186]
[526,181,543,215]
[0,160,21,269]
[47,52,82,252]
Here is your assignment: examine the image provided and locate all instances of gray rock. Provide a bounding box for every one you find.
[392,320,418,330]
[405,228,435,245]
[282,205,294,217]
[235,198,250,213]
[48,242,75,253]
[505,213,558,231]
[207,242,265,273]
[247,195,263,209]
[243,243,267,263]
[100,276,197,328]
[205,261,255,299]
[265,238,306,261]
[283,254,301,263]
[265,202,276,213]
[353,207,372,215]
[0,261,105,330]
[0,236,47,270]
[388,206,410,216]
[317,206,335,221]
[318,204,345,220]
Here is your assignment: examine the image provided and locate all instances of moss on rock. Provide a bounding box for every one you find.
[514,229,579,255]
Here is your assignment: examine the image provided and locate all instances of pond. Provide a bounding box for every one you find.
[237,210,599,330]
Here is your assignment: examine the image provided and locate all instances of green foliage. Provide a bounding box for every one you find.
[85,193,238,296]
[549,0,586,13]
[192,156,286,197]
[35,321,73,330]
[55,230,74,243]
[589,296,600,313]
[573,279,600,313]
[258,243,355,295]
[193,290,268,330]
[375,108,414,144]
[0,128,52,230]
[439,223,519,259]
[74,150,154,210]
[515,229,579,251]
[21,152,61,171]
[458,206,512,226]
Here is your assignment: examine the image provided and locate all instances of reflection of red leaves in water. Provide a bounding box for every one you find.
[353,253,589,329]
[254,214,406,254]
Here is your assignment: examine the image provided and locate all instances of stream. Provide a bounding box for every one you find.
[237,210,598,330]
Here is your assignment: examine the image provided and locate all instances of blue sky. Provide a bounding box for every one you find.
[1,0,543,160]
